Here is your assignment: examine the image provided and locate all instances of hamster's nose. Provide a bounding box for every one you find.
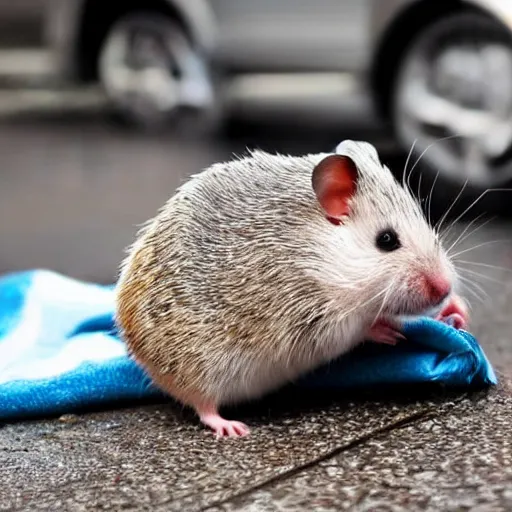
[424,275,452,305]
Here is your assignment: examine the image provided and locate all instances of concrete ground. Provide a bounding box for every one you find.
[0,95,511,510]
[1,380,511,511]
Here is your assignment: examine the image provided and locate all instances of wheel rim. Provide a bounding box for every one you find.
[99,15,213,122]
[394,16,512,187]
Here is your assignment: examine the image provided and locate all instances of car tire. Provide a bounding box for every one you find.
[391,10,512,221]
[98,11,215,130]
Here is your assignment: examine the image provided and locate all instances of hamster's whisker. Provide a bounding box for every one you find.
[342,282,394,320]
[472,282,489,301]
[407,134,461,194]
[445,215,494,251]
[435,179,469,235]
[458,275,486,303]
[416,171,424,206]
[457,267,503,285]
[455,217,496,248]
[460,286,482,306]
[426,168,440,228]
[461,276,489,301]
[457,270,489,294]
[455,260,512,272]
[402,138,417,190]
[450,239,509,259]
[441,210,486,242]
[441,188,512,237]
[371,278,397,326]
[454,278,475,311]
[443,212,488,254]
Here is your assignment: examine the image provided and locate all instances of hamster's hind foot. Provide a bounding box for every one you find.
[196,403,250,438]
[140,364,251,438]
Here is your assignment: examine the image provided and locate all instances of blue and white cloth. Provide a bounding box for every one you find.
[0,270,497,421]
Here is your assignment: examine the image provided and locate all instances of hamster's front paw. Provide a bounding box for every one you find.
[436,294,468,330]
[367,318,406,345]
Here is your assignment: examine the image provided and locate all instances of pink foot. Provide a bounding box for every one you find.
[436,294,469,330]
[197,404,250,438]
[367,318,405,345]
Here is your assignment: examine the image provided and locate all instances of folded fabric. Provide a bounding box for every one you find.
[0,270,497,421]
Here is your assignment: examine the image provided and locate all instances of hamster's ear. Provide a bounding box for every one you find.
[312,155,358,224]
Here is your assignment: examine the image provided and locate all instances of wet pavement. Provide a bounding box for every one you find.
[0,108,511,510]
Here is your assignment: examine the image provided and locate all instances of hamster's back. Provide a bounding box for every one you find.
[115,151,332,400]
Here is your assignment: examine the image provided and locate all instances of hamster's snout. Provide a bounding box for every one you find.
[422,274,452,306]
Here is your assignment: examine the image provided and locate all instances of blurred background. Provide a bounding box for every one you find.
[2,0,512,291]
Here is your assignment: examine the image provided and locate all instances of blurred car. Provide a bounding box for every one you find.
[1,0,512,197]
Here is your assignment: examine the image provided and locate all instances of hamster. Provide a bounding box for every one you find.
[115,140,468,438]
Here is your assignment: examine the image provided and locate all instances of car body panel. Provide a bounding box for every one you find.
[206,0,371,73]
[0,0,47,46]
[465,0,512,31]
[1,0,512,93]
[29,0,418,79]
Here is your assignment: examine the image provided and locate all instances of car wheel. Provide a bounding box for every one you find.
[98,11,214,129]
[392,10,512,219]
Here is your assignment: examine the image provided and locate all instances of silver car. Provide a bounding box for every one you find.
[1,0,512,195]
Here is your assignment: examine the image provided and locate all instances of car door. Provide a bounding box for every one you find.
[208,0,373,73]
[0,0,49,47]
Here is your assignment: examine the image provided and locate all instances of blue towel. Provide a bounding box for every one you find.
[0,270,497,421]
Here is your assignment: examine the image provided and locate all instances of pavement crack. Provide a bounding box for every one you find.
[200,408,438,511]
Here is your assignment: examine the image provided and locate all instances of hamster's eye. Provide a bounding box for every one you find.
[376,229,401,252]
